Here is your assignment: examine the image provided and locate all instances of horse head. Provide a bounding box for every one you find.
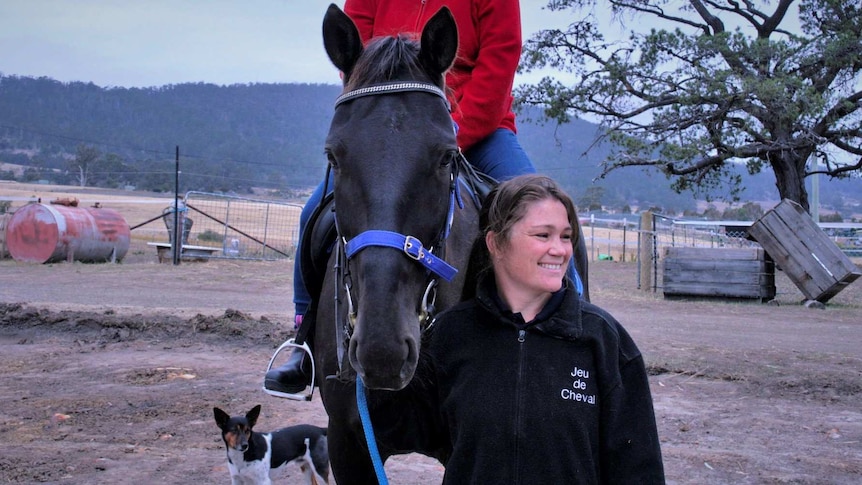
[321,4,460,390]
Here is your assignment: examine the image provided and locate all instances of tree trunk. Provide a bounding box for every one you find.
[769,151,809,213]
[77,166,87,188]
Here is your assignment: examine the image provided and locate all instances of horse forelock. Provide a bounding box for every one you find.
[345,34,441,91]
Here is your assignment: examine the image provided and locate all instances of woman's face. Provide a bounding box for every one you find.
[487,197,573,298]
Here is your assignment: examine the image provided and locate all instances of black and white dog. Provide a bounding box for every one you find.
[213,405,329,484]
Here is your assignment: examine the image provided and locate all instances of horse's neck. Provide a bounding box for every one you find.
[438,201,480,308]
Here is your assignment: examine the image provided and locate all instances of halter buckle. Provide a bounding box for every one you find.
[403,235,424,261]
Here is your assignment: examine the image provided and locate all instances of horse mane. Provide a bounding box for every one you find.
[345,34,442,91]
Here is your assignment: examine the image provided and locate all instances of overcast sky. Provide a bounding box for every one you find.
[0,0,577,88]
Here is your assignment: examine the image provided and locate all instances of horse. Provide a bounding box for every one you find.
[309,4,590,483]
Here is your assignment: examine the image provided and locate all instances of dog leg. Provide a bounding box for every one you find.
[299,437,329,484]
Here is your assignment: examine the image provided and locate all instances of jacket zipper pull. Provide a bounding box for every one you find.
[517,329,525,343]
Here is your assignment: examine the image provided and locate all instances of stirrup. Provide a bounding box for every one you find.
[262,338,316,401]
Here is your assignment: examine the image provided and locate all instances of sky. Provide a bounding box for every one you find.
[0,0,573,89]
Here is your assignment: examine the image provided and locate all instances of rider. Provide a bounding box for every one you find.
[265,0,555,394]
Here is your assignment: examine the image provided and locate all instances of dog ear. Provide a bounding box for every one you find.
[246,404,262,427]
[213,407,229,428]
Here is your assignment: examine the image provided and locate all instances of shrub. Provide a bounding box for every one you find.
[197,229,223,242]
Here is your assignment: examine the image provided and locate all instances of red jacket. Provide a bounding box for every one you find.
[343,0,522,151]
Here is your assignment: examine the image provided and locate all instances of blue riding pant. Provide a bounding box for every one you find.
[292,128,581,315]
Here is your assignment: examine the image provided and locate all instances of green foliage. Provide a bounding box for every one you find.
[702,204,723,220]
[819,212,844,222]
[1,74,858,213]
[197,229,224,242]
[577,186,606,211]
[721,202,765,221]
[0,76,342,192]
[518,0,862,211]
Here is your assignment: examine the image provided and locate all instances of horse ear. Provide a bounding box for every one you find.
[322,3,363,79]
[419,6,458,77]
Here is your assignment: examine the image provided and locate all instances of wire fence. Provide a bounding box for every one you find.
[580,212,861,293]
[143,191,303,261]
[581,214,640,263]
[581,213,759,263]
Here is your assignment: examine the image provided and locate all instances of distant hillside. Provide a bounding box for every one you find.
[0,75,341,193]
[1,74,859,216]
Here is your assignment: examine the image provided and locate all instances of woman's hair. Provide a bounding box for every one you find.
[481,174,578,251]
[462,174,579,295]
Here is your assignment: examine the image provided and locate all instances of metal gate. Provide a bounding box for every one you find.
[178,191,302,261]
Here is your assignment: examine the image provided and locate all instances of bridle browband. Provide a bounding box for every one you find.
[334,81,450,111]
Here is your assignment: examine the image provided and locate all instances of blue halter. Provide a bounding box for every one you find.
[345,230,457,282]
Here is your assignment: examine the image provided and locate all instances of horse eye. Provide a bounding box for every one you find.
[440,151,456,169]
[325,150,339,169]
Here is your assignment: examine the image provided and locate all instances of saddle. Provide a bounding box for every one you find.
[299,191,336,309]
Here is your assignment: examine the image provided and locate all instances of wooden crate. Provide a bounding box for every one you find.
[663,246,775,301]
[748,199,861,303]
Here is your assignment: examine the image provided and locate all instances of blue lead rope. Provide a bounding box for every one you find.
[356,376,389,485]
[573,265,585,297]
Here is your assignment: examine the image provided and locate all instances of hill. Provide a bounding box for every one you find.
[1,74,859,216]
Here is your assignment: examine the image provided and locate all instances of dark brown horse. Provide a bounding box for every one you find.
[310,4,589,483]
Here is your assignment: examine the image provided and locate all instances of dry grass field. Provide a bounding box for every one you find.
[1,181,303,262]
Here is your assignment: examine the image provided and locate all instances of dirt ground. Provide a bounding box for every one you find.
[0,252,860,484]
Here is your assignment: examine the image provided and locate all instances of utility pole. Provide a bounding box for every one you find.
[809,154,820,223]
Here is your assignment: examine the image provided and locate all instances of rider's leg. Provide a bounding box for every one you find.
[264,180,330,394]
[293,180,330,318]
[463,128,536,181]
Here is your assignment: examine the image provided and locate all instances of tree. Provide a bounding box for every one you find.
[68,144,100,187]
[518,0,862,212]
[577,185,606,211]
[88,153,130,188]
[721,201,765,220]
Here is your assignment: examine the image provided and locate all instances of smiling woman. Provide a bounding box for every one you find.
[427,174,665,484]
[485,187,577,321]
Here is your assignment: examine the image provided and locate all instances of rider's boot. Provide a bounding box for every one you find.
[264,316,313,393]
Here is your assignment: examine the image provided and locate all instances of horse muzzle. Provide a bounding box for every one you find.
[347,313,421,391]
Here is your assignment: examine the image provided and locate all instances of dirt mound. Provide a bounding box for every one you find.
[0,303,292,345]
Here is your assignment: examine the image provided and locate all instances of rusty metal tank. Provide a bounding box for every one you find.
[5,202,130,263]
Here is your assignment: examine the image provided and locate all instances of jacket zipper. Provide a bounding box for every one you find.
[514,329,526,484]
[414,0,427,32]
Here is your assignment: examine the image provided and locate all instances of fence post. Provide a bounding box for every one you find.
[638,211,653,291]
[622,218,627,262]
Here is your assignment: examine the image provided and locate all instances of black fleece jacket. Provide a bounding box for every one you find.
[428,275,665,484]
